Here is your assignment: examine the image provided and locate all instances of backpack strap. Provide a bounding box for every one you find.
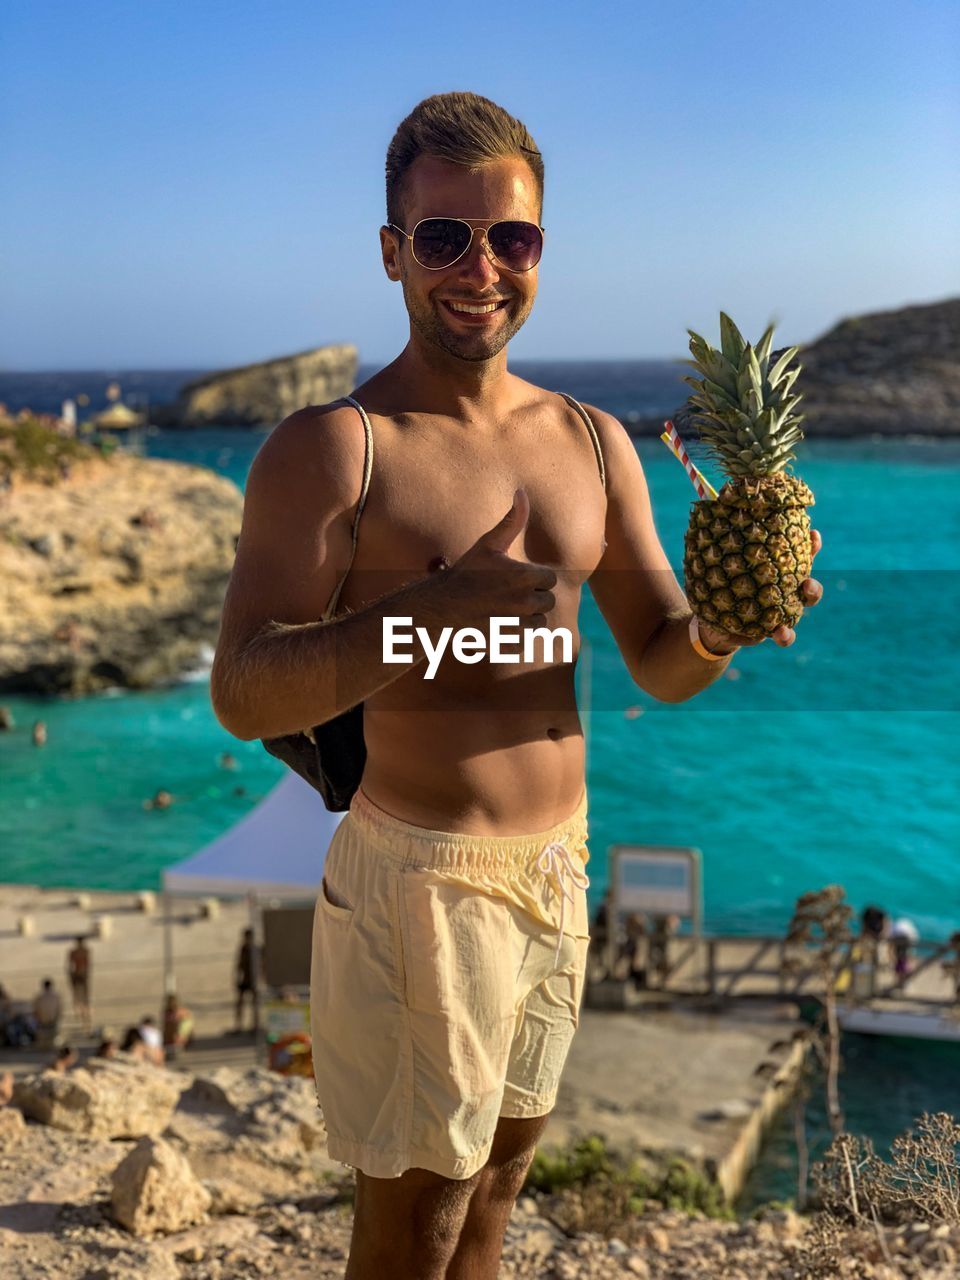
[321,395,374,621]
[558,392,606,492]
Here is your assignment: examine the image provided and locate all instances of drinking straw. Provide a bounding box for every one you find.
[659,420,718,500]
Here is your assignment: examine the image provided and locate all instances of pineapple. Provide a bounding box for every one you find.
[680,312,815,640]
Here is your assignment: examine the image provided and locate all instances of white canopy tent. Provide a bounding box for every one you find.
[159,772,345,1030]
[163,772,345,899]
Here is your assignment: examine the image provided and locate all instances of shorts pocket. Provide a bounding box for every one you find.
[319,873,355,922]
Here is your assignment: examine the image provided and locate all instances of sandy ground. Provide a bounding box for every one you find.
[0,884,267,1054]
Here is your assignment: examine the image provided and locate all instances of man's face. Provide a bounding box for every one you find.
[382,154,541,364]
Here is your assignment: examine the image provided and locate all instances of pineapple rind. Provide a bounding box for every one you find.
[683,474,814,639]
[680,317,816,640]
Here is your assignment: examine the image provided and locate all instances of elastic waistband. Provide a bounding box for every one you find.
[347,787,589,874]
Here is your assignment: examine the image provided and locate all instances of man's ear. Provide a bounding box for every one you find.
[380,226,401,282]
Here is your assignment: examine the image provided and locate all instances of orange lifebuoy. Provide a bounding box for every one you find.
[268,1031,313,1076]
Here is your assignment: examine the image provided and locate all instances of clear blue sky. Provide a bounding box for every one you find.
[2,0,957,369]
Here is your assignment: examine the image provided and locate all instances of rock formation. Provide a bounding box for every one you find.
[632,296,960,437]
[156,343,358,427]
[12,1058,181,1138]
[0,449,243,694]
[110,1136,212,1236]
[792,296,960,435]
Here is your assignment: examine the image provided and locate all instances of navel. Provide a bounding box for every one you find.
[546,727,562,742]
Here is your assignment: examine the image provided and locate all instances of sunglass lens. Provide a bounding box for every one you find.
[412,219,470,268]
[489,222,542,270]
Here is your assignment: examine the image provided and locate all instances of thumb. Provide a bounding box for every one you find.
[482,487,529,555]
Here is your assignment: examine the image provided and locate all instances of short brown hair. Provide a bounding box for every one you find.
[385,91,544,230]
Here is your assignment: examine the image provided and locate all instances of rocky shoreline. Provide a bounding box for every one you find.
[1,1056,956,1279]
[0,452,243,695]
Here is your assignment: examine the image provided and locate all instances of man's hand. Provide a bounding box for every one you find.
[698,528,824,652]
[440,487,559,631]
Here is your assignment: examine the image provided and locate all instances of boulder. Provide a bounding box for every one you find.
[156,343,358,427]
[110,1136,211,1236]
[13,1061,181,1139]
[0,1106,26,1148]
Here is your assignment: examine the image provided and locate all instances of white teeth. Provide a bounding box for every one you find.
[448,301,501,314]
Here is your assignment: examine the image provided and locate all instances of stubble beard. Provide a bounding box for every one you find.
[401,271,532,364]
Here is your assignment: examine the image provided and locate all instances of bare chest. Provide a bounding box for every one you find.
[337,405,607,611]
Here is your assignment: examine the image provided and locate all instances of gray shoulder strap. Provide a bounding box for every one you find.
[558,392,606,492]
[322,395,374,620]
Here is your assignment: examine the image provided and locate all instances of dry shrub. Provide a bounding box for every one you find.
[814,1113,960,1227]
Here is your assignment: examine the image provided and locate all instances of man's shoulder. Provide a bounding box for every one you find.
[245,400,368,507]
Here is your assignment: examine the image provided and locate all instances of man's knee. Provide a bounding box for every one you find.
[484,1112,551,1195]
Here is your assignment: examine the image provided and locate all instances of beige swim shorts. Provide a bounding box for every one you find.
[310,785,592,1181]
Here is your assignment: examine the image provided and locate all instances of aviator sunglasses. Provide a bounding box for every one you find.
[387,217,545,272]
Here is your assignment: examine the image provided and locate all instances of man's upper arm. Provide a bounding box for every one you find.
[585,405,690,685]
[212,403,366,670]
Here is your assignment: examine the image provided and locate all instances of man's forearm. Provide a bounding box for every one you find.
[212,575,453,741]
[638,612,736,703]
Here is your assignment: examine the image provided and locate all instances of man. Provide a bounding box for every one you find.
[32,978,61,1047]
[234,927,260,1033]
[67,935,92,1034]
[210,91,823,1280]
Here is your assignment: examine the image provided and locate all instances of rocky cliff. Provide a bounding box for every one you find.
[632,296,960,437]
[156,343,358,427]
[0,451,243,694]
[795,295,960,435]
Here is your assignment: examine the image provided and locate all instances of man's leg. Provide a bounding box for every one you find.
[444,1112,551,1280]
[345,1163,483,1280]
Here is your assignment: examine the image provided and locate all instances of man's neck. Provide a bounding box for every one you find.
[383,341,516,423]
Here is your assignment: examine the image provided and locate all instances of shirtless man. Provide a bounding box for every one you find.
[210,91,823,1280]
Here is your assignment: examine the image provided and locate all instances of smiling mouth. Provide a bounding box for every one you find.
[440,299,511,321]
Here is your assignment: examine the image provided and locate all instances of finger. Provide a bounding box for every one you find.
[811,528,822,557]
[530,588,556,615]
[801,578,823,605]
[529,563,558,591]
[773,625,796,646]
[483,487,529,555]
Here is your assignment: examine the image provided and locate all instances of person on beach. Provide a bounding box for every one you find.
[209,91,824,1280]
[50,1044,77,1073]
[66,936,92,1034]
[32,978,61,1046]
[622,913,648,990]
[120,1026,147,1060]
[162,993,194,1058]
[137,1014,165,1064]
[587,888,614,980]
[234,927,260,1033]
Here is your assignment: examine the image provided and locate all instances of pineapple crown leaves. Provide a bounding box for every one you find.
[681,313,806,480]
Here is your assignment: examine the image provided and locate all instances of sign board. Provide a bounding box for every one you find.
[608,845,702,932]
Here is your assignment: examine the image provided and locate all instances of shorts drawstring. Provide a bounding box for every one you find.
[536,840,591,969]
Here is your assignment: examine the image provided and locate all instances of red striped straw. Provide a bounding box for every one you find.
[660,420,718,500]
